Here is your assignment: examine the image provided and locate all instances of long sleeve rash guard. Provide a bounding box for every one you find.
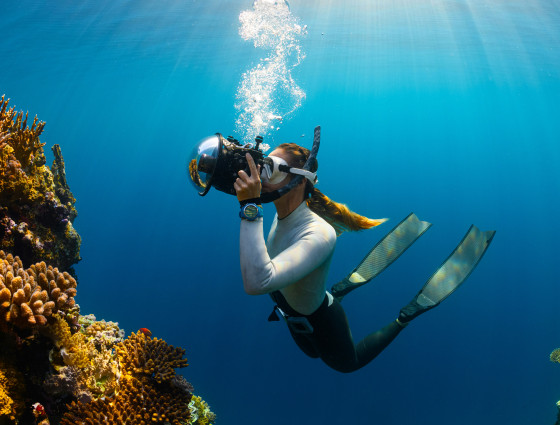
[240,202,337,315]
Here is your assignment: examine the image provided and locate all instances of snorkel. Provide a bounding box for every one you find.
[188,126,321,203]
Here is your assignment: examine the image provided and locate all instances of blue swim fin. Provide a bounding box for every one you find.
[399,225,496,324]
[331,213,432,301]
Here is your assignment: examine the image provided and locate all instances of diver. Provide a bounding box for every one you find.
[189,126,495,373]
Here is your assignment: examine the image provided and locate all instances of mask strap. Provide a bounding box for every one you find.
[260,126,321,204]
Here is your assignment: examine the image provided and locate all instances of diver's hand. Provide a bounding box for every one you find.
[234,153,262,202]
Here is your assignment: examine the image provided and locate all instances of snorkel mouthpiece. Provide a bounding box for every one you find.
[187,126,321,202]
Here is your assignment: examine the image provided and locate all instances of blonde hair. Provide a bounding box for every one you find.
[276,143,387,236]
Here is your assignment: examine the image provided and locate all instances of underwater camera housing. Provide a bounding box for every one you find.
[188,126,321,203]
[188,133,266,197]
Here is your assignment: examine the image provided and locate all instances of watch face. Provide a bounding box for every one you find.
[244,204,259,219]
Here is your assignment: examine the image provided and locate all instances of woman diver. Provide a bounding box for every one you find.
[231,131,495,373]
[234,142,413,373]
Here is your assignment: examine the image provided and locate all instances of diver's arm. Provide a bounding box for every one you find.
[240,219,334,295]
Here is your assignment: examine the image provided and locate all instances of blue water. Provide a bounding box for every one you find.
[2,1,560,424]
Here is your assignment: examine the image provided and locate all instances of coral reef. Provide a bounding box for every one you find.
[0,95,214,425]
[60,331,193,425]
[0,250,77,330]
[0,95,80,273]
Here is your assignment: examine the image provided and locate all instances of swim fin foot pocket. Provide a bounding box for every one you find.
[331,213,432,302]
[398,224,496,324]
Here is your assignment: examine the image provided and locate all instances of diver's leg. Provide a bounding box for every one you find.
[398,225,496,324]
[288,328,320,359]
[307,296,403,373]
[306,297,358,372]
[353,320,404,369]
[331,213,431,302]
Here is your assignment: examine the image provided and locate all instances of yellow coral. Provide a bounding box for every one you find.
[81,340,119,398]
[116,331,188,383]
[0,251,78,329]
[0,378,13,418]
[48,314,89,368]
[551,348,560,363]
[188,395,217,425]
[0,95,49,205]
[0,95,45,169]
[0,359,25,422]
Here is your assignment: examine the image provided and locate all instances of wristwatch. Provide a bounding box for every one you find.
[239,203,263,221]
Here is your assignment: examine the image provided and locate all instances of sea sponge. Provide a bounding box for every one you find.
[0,250,77,329]
[116,331,188,383]
[61,374,192,425]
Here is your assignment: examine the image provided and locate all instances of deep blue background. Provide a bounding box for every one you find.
[1,1,560,424]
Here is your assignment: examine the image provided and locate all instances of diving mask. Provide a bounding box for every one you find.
[261,155,317,185]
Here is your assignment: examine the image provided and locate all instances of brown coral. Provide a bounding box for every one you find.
[116,331,188,383]
[0,250,77,329]
[61,374,192,425]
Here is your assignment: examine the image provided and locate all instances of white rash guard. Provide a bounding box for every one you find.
[240,201,337,315]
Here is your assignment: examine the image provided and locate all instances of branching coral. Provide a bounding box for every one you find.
[0,95,45,170]
[0,95,80,271]
[116,331,188,384]
[0,250,77,329]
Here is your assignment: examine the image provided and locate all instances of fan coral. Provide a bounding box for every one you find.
[0,250,77,329]
[0,95,80,272]
[116,331,188,383]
